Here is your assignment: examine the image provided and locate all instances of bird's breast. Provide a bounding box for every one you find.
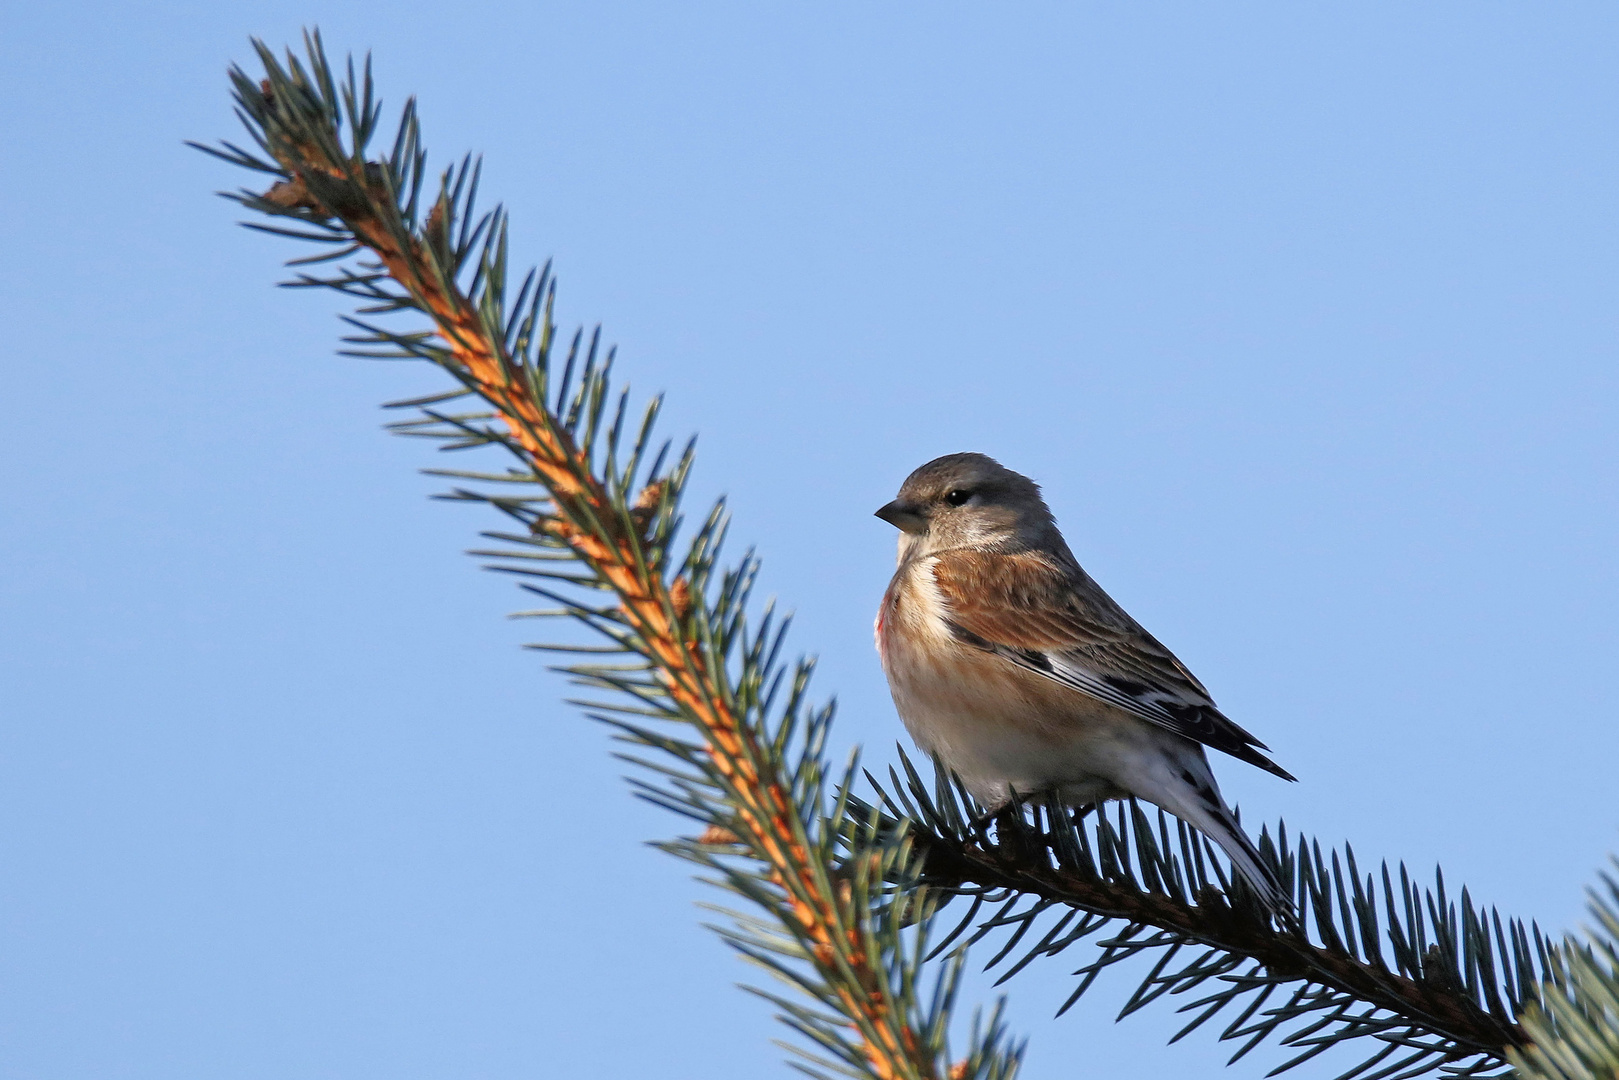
[875,555,1138,804]
[876,558,951,672]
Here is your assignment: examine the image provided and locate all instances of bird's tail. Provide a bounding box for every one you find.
[1190,800,1292,916]
[1143,758,1293,917]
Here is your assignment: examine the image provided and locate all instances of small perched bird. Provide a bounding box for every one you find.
[874,452,1295,910]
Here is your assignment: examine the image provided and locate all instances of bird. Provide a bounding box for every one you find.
[873,452,1295,911]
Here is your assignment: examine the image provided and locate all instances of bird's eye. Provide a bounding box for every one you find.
[944,489,972,506]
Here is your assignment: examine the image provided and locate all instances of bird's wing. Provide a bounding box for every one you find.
[930,549,1296,782]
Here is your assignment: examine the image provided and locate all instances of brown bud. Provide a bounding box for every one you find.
[669,576,694,622]
[949,1061,970,1080]
[424,200,447,252]
[1421,945,1461,992]
[263,175,320,212]
[628,479,667,539]
[697,825,741,846]
[540,516,584,545]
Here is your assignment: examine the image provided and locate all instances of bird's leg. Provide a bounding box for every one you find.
[959,799,1027,856]
[989,792,1050,864]
[963,804,1004,846]
[1067,803,1098,827]
[991,806,1032,862]
[966,791,1067,865]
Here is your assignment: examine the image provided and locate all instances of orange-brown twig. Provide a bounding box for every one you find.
[257,117,934,1080]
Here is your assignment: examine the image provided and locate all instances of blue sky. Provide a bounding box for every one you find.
[4,4,1617,1078]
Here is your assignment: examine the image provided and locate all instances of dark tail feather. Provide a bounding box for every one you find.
[1200,804,1293,917]
[1157,780,1293,916]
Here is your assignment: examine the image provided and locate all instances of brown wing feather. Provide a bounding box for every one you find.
[930,550,1202,694]
[931,550,1295,781]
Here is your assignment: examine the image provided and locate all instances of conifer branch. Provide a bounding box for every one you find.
[1508,859,1619,1080]
[196,31,1021,1080]
[863,772,1537,1078]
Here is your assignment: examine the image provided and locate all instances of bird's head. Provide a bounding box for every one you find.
[875,452,1059,559]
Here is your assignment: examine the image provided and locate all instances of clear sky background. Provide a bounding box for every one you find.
[4,4,1617,1079]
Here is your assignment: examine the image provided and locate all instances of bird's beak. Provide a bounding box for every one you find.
[875,499,928,535]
